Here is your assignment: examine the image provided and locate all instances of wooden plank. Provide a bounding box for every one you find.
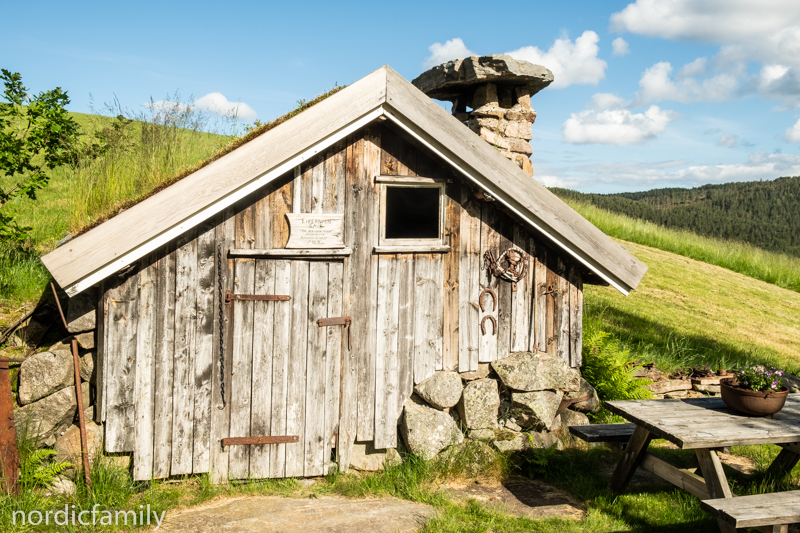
[323,139,346,215]
[152,244,176,479]
[510,226,533,353]
[310,158,325,214]
[442,181,460,371]
[495,214,513,360]
[323,262,344,475]
[338,134,362,472]
[222,436,299,446]
[414,254,442,383]
[305,261,329,476]
[374,255,400,449]
[478,203,500,363]
[700,490,800,529]
[228,257,255,479]
[270,177,293,249]
[396,254,415,420]
[609,426,653,494]
[569,267,583,368]
[192,221,216,474]
[230,248,352,258]
[269,260,292,478]
[356,126,381,442]
[568,423,636,443]
[556,258,570,364]
[209,208,235,484]
[171,229,198,475]
[45,68,389,292]
[133,256,157,480]
[695,449,732,499]
[104,271,139,453]
[249,259,275,479]
[639,452,709,500]
[544,254,558,356]
[533,244,547,352]
[765,447,800,479]
[285,261,310,477]
[458,186,481,372]
[373,245,450,254]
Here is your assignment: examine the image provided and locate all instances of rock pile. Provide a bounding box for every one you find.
[396,352,598,461]
[412,55,554,177]
[10,288,112,478]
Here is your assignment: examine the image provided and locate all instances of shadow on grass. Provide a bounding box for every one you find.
[584,301,793,373]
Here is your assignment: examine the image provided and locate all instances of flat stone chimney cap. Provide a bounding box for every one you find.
[412,54,554,101]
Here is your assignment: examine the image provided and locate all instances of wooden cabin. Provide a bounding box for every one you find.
[42,66,646,482]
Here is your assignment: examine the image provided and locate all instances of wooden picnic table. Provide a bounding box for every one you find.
[605,396,800,533]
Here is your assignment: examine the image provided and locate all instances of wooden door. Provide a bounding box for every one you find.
[228,258,344,479]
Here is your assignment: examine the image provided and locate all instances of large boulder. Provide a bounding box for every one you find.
[512,390,563,431]
[493,429,528,452]
[349,441,402,472]
[400,400,463,460]
[79,350,96,384]
[414,371,463,410]
[565,378,601,413]
[75,331,95,350]
[15,383,90,446]
[54,420,104,475]
[528,429,563,450]
[783,373,800,393]
[66,288,97,333]
[492,352,580,392]
[18,350,74,405]
[457,378,500,430]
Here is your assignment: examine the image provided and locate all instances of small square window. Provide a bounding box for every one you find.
[380,181,444,245]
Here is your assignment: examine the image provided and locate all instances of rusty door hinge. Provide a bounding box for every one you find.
[317,316,352,350]
[225,291,291,304]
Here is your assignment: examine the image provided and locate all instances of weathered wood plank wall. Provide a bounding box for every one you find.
[101,123,584,481]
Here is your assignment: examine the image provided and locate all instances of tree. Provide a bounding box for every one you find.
[0,69,81,243]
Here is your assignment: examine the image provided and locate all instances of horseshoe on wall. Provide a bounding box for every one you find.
[480,315,497,336]
[479,288,497,312]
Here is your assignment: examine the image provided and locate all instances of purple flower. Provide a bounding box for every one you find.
[743,381,749,386]
[771,380,779,389]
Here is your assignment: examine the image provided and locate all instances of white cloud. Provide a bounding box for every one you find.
[194,92,257,122]
[507,31,607,88]
[611,1,800,106]
[678,58,706,79]
[717,134,737,147]
[787,119,800,142]
[635,61,738,104]
[423,38,475,68]
[562,105,675,145]
[589,93,629,110]
[612,37,630,56]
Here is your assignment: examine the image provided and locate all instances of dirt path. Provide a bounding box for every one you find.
[152,495,434,533]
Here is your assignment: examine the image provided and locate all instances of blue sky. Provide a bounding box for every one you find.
[4,0,800,193]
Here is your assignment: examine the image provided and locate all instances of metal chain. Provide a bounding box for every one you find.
[217,243,226,410]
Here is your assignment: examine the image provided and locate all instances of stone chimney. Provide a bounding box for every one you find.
[412,55,553,177]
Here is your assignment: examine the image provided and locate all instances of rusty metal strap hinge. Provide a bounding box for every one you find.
[225,291,291,304]
[317,316,352,351]
[221,435,299,448]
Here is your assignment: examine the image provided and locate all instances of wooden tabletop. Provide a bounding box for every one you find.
[605,395,800,449]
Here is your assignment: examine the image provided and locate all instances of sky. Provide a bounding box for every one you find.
[4,0,800,193]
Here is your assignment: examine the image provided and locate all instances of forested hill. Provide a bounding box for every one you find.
[551,176,800,258]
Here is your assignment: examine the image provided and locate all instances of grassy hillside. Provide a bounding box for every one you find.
[552,176,800,257]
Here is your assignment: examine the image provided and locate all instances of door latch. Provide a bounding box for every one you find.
[317,316,352,350]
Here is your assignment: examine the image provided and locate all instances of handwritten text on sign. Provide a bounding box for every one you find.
[285,213,345,249]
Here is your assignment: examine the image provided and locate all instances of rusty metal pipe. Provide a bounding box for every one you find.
[51,282,91,488]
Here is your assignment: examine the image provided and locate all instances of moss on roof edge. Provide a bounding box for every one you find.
[73,85,347,237]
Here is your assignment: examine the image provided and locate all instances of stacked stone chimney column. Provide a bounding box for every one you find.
[412,55,554,178]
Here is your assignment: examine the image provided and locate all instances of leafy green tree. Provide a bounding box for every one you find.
[0,69,81,243]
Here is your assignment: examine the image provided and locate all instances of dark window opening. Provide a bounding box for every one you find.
[385,186,440,239]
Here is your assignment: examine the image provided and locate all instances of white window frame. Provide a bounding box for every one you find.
[378,175,446,247]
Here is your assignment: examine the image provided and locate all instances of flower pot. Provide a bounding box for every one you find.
[720,379,789,416]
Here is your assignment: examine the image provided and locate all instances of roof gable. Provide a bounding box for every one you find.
[42,66,646,296]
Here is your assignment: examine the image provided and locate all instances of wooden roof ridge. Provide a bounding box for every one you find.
[42,65,647,297]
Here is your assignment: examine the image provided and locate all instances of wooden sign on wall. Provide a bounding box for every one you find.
[285,214,345,249]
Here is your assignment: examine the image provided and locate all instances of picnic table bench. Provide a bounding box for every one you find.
[569,396,800,533]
